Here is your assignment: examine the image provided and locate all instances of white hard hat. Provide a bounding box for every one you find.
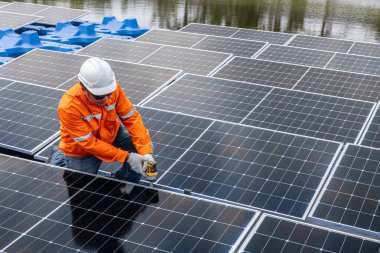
[78,57,117,96]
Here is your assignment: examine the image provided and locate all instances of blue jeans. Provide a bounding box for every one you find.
[50,126,141,183]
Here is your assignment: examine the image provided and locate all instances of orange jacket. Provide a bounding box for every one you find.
[58,82,152,163]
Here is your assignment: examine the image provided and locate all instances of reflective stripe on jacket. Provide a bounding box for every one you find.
[58,82,152,163]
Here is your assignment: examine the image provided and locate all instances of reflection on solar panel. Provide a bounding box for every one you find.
[360,103,380,148]
[294,68,380,102]
[135,29,206,47]
[327,53,380,76]
[213,57,309,89]
[256,45,335,68]
[179,23,240,37]
[0,2,47,15]
[141,45,232,76]
[144,74,272,123]
[239,214,380,253]
[158,121,342,218]
[0,82,63,154]
[0,49,85,87]
[76,38,162,63]
[33,6,90,25]
[0,11,42,29]
[288,35,354,53]
[193,36,267,57]
[242,88,374,143]
[0,155,259,252]
[232,29,293,45]
[349,42,380,58]
[0,78,13,89]
[310,144,380,239]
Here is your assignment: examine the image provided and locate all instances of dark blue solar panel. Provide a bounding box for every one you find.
[158,121,341,218]
[310,144,380,239]
[239,214,380,253]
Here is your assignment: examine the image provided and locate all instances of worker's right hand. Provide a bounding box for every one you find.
[126,152,148,174]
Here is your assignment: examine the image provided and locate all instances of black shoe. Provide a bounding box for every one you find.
[46,145,59,164]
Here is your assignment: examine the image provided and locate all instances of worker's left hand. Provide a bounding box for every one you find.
[144,154,155,163]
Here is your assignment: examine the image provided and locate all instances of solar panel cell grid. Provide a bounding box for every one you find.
[213,57,309,89]
[135,29,206,48]
[143,74,273,123]
[0,2,48,15]
[0,11,42,29]
[0,155,259,252]
[310,144,380,238]
[76,38,162,63]
[294,68,380,102]
[232,29,293,45]
[33,6,90,25]
[0,82,63,154]
[140,45,232,76]
[158,121,341,218]
[0,78,13,89]
[256,44,335,68]
[239,215,380,253]
[349,42,380,58]
[179,23,240,37]
[326,53,380,76]
[360,103,380,148]
[288,35,354,53]
[242,88,375,143]
[0,49,85,87]
[192,36,267,57]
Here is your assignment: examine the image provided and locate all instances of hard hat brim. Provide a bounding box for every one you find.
[85,79,117,96]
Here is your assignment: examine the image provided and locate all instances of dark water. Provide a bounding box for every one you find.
[6,0,380,42]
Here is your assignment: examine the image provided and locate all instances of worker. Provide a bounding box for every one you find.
[49,57,154,183]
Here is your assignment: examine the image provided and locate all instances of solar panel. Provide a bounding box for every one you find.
[232,29,294,45]
[179,23,240,37]
[0,82,63,154]
[140,45,232,76]
[135,29,206,48]
[349,42,380,58]
[212,57,309,89]
[158,121,342,218]
[326,53,380,76]
[192,36,267,57]
[0,154,260,252]
[239,214,380,253]
[0,2,9,8]
[360,103,380,148]
[256,45,335,68]
[0,2,48,15]
[33,6,90,25]
[294,68,380,102]
[288,35,354,53]
[0,49,85,87]
[242,88,375,143]
[0,11,42,29]
[0,78,13,89]
[310,144,380,239]
[143,74,273,123]
[35,107,214,182]
[76,38,163,63]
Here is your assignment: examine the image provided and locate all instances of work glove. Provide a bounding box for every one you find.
[144,154,155,163]
[126,152,148,174]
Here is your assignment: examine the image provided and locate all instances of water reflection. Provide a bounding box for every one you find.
[5,0,380,42]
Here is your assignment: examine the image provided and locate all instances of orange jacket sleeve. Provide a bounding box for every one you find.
[115,86,153,155]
